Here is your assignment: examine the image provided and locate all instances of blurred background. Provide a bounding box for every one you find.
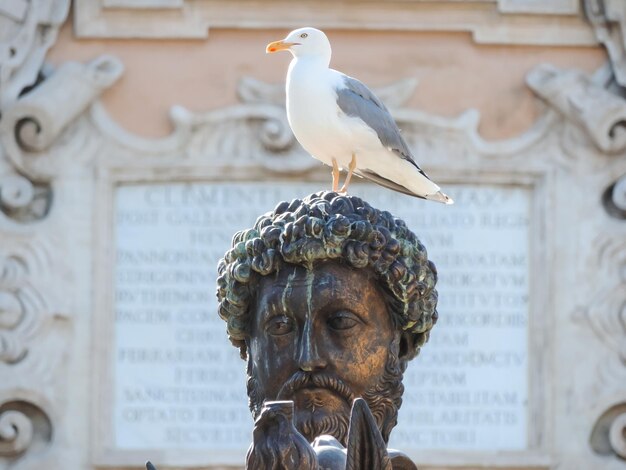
[2,1,626,470]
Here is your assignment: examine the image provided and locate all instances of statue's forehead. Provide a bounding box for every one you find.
[253,263,379,314]
[259,262,372,291]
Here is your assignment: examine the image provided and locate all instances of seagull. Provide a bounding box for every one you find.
[266,27,453,204]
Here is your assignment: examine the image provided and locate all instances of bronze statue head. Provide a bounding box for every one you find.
[216,191,438,445]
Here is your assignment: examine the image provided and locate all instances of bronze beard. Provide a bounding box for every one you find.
[246,342,405,446]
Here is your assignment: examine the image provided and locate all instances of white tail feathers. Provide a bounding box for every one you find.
[424,190,454,205]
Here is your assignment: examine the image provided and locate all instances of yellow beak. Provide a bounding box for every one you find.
[266,40,298,53]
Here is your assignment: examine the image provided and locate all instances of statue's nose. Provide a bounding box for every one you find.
[296,320,327,371]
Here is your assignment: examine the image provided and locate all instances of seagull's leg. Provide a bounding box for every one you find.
[332,158,340,192]
[339,153,357,193]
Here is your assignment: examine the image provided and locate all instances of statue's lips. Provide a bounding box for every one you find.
[289,386,338,403]
[292,387,347,414]
[277,372,356,405]
[294,386,333,395]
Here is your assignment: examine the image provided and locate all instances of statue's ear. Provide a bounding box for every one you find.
[244,338,251,361]
[398,331,418,362]
[245,344,254,372]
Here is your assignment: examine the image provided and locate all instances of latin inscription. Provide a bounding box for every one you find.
[113,182,529,453]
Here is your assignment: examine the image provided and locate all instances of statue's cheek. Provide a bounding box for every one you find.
[249,335,298,386]
[324,340,386,387]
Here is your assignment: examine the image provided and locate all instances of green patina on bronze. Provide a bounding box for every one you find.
[216,191,439,360]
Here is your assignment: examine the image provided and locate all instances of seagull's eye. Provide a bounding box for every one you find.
[300,33,308,39]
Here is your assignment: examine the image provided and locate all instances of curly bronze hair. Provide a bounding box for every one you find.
[216,191,438,360]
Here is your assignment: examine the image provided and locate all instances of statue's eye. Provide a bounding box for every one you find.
[266,315,294,336]
[327,311,360,331]
[300,33,308,39]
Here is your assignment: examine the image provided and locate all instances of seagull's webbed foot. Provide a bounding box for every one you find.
[339,154,357,193]
[331,158,340,192]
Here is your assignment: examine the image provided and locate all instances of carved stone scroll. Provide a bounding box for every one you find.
[590,403,626,461]
[0,3,74,469]
[573,234,626,367]
[0,241,64,364]
[527,63,626,153]
[0,55,123,180]
[0,174,52,223]
[603,173,626,219]
[612,175,626,211]
[0,410,34,457]
[584,0,626,87]
[0,400,52,460]
[0,0,71,109]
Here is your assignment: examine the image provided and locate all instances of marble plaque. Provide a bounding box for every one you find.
[113,182,529,455]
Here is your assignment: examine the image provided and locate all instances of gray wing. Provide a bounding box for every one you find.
[335,75,427,177]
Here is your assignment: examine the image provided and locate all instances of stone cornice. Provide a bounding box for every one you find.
[74,0,597,45]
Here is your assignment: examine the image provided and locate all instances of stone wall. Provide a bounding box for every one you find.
[1,1,625,469]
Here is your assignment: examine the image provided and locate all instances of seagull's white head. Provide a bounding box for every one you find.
[266,27,331,62]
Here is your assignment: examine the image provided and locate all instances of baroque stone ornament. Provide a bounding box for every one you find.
[0,2,75,469]
[0,54,124,181]
[572,232,626,463]
[0,242,58,364]
[0,0,71,110]
[584,0,626,88]
[573,233,626,377]
[527,63,626,153]
[0,0,73,224]
[0,236,72,467]
[0,174,52,223]
[590,403,626,461]
[0,399,52,462]
[602,173,626,219]
[214,191,437,468]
